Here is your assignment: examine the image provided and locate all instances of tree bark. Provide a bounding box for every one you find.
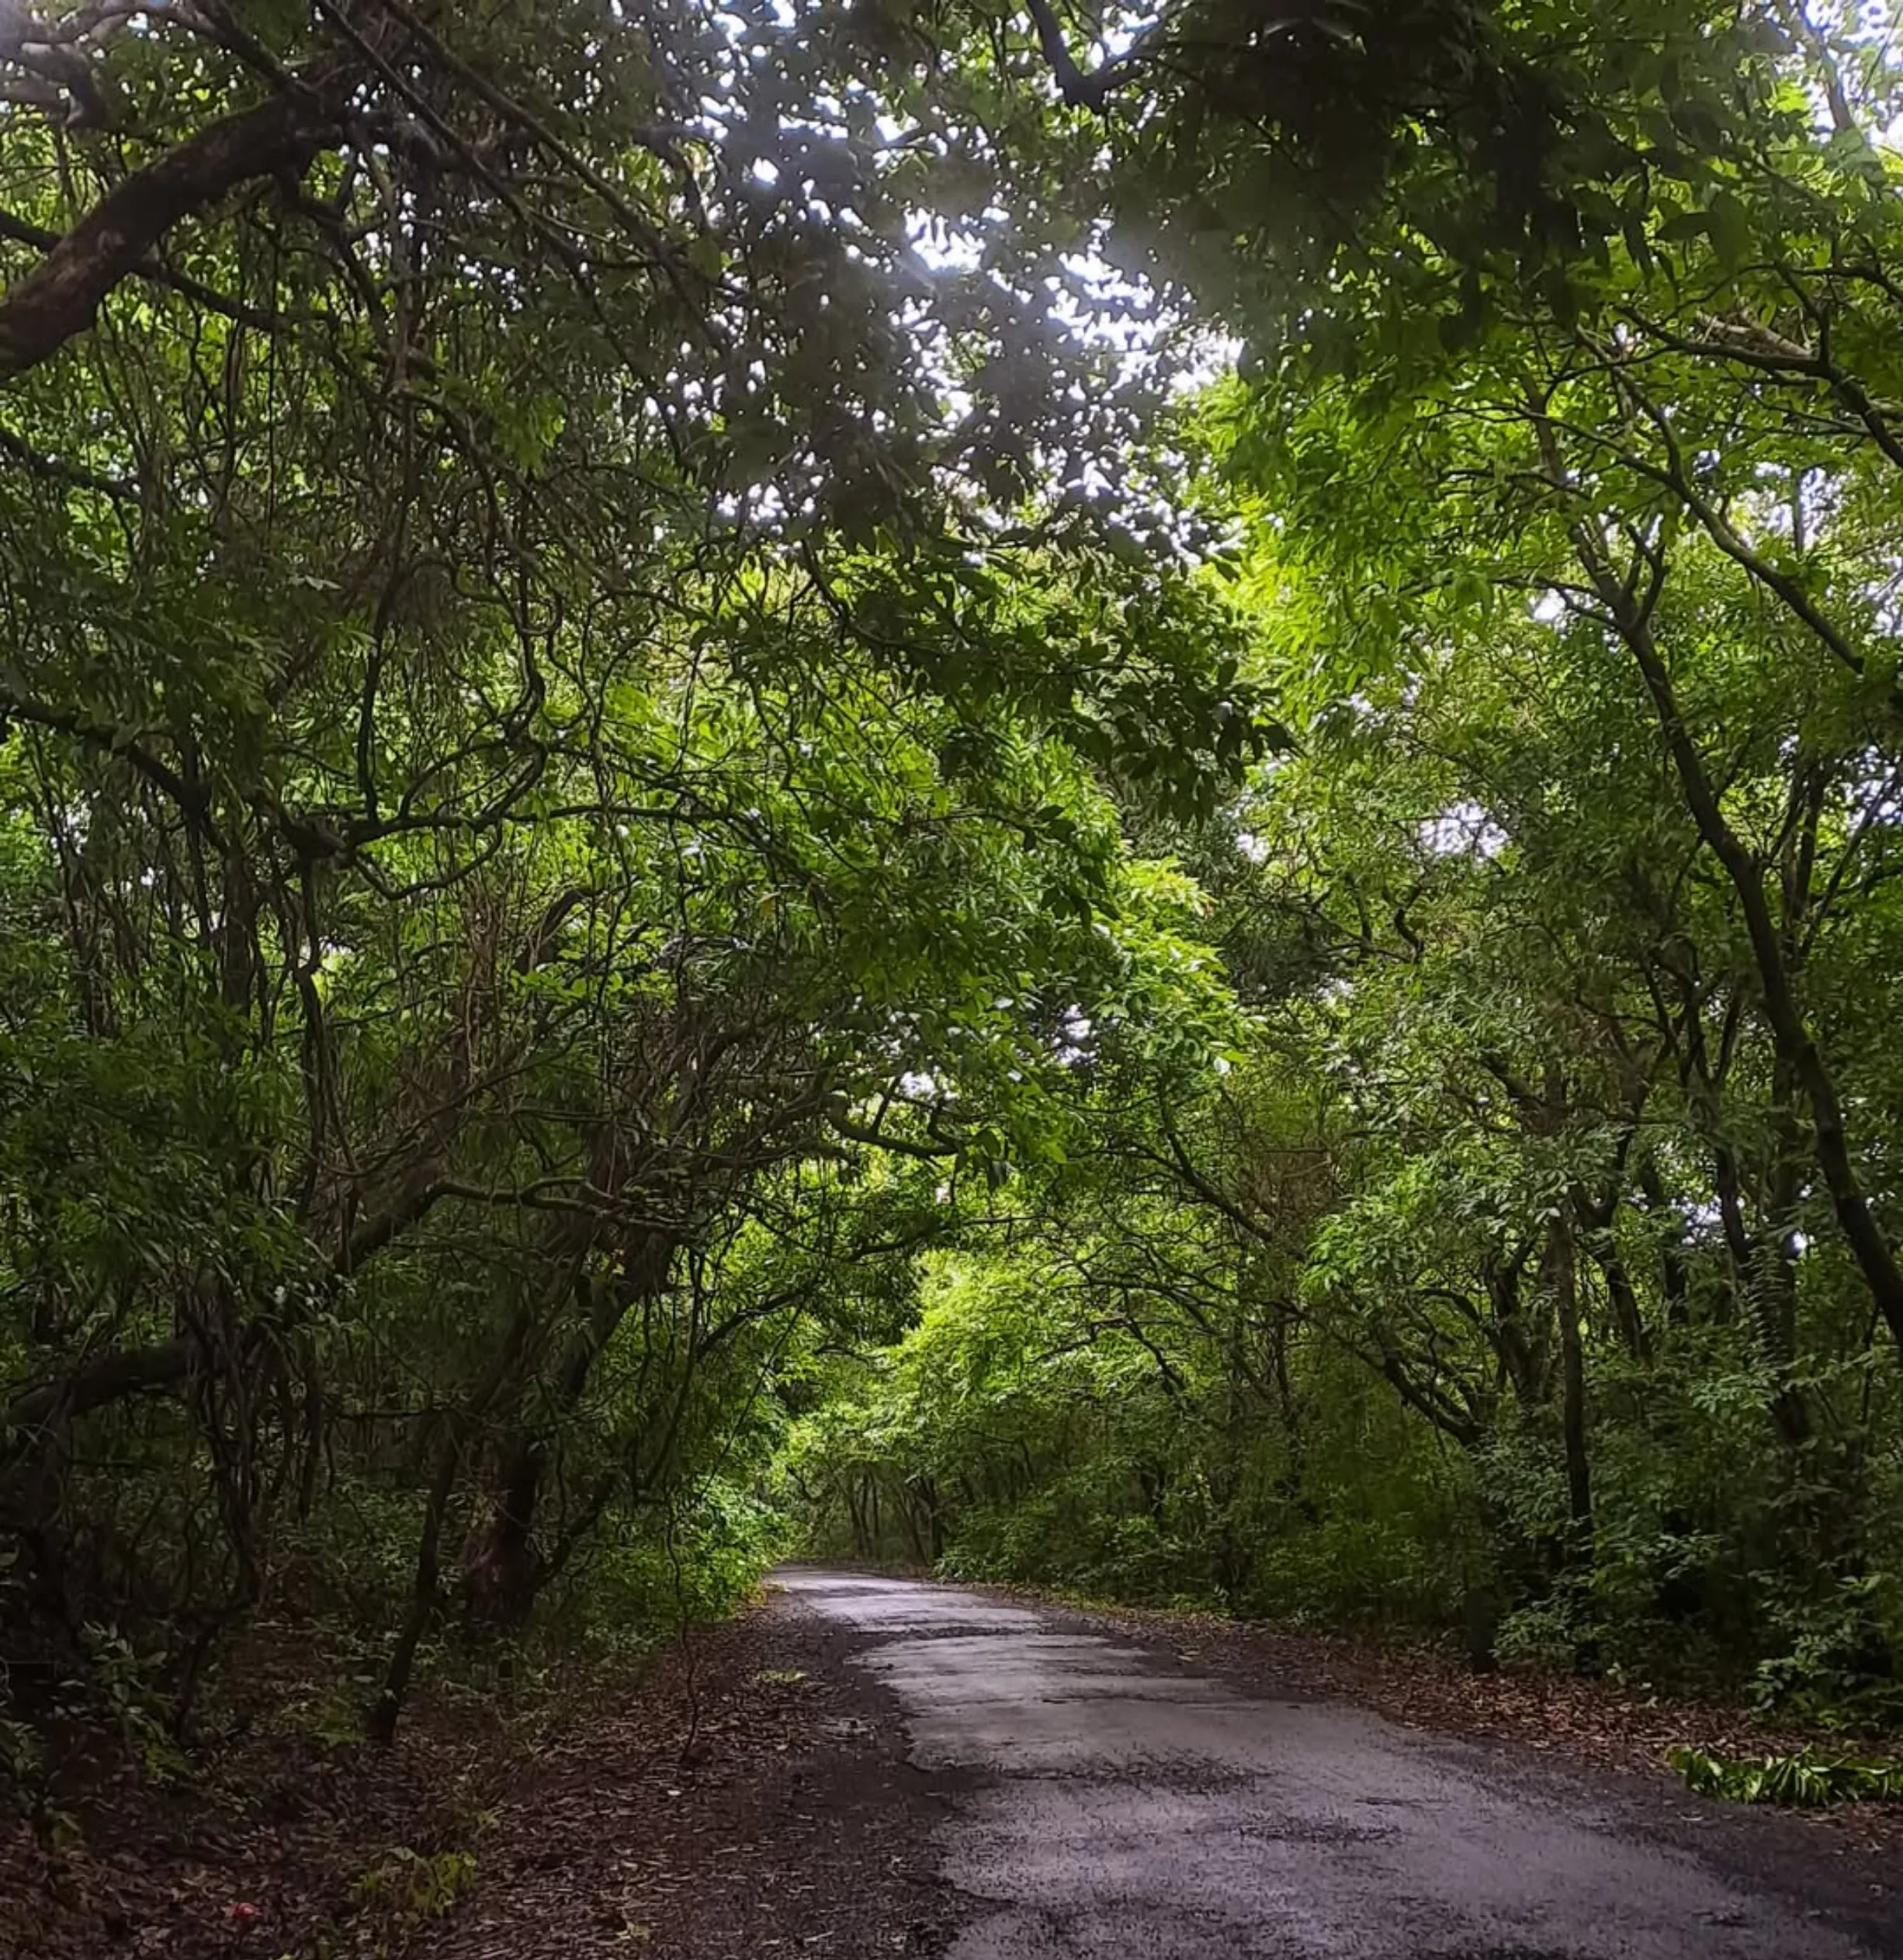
[0,77,347,379]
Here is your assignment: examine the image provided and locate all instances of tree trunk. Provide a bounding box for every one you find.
[1549,1213,1593,1559]
[1635,1157,1693,1327]
[1591,552,1903,1365]
[461,1233,677,1633]
[368,1301,537,1741]
[1574,1183,1649,1364]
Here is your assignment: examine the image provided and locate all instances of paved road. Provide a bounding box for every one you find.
[776,1567,1901,1960]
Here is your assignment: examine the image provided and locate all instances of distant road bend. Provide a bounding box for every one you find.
[776,1567,1902,1960]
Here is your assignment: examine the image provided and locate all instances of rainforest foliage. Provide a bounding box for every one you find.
[3,0,1903,1771]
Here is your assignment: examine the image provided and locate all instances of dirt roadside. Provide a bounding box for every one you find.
[428,1595,963,1960]
[2,1591,962,1960]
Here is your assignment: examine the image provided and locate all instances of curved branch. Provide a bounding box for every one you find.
[0,71,347,378]
[1021,0,1152,109]
[3,1336,192,1446]
[0,690,224,843]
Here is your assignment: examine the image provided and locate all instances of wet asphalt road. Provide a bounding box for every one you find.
[775,1567,1903,1960]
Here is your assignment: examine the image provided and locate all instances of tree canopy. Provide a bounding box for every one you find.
[5,0,1903,1762]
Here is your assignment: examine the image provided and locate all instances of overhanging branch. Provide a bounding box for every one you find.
[1021,0,1151,110]
[0,69,348,379]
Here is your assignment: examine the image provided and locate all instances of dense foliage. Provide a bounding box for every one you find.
[0,0,1261,1757]
[4,0,1903,1786]
[786,0,1903,1718]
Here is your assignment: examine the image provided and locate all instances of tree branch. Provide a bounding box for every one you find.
[3,1337,193,1447]
[1021,0,1149,110]
[0,71,347,378]
[0,690,224,843]
[0,201,284,332]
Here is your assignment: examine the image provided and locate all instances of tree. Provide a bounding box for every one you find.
[0,0,1274,1737]
[793,2,1903,1702]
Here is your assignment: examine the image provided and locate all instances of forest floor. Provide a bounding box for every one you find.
[2,1602,953,1960]
[5,1574,1902,1958]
